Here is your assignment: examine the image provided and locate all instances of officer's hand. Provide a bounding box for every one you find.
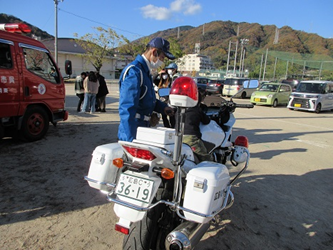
[164,107,174,116]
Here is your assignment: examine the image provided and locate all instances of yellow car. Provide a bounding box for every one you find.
[251,83,292,107]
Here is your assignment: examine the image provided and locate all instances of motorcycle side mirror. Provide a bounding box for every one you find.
[158,88,171,97]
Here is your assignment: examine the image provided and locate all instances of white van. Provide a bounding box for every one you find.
[287,80,333,113]
[222,78,259,98]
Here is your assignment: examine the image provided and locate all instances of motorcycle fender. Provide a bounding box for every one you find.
[113,171,162,223]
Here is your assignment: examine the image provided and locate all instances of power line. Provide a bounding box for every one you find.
[58,8,143,38]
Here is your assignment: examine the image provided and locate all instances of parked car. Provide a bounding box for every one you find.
[287,80,333,113]
[206,79,224,95]
[251,82,292,107]
[281,79,299,91]
[223,78,259,98]
[192,77,209,91]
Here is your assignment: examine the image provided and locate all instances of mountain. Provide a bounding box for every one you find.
[2,13,332,74]
[0,13,53,40]
[146,20,333,69]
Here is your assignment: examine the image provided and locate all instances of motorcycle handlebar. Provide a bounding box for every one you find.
[235,103,254,108]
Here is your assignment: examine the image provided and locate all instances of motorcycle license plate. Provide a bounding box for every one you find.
[116,173,154,203]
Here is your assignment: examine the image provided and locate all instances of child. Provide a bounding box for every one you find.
[182,89,213,161]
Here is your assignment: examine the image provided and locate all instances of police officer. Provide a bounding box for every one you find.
[118,37,175,142]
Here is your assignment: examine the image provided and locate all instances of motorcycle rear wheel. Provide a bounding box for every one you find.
[123,204,164,250]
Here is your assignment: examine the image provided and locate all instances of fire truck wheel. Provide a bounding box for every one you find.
[20,106,49,142]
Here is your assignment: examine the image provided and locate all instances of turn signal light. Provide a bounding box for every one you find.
[123,146,156,161]
[113,158,124,168]
[234,136,249,148]
[161,168,174,180]
[115,224,129,235]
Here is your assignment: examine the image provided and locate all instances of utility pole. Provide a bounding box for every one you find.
[263,48,269,81]
[273,57,278,81]
[285,61,289,79]
[239,39,249,77]
[319,61,323,80]
[233,40,238,75]
[259,54,264,81]
[54,0,63,64]
[226,41,231,76]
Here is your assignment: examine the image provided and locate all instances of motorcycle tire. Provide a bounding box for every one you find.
[123,203,164,250]
[154,206,182,250]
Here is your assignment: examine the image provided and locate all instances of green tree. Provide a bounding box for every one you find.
[119,37,150,58]
[119,37,184,66]
[74,27,126,72]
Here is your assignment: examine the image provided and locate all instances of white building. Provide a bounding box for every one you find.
[42,38,122,79]
[176,53,214,74]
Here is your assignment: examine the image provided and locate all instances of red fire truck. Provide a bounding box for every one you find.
[0,23,68,141]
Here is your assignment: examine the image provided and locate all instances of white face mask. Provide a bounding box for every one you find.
[167,69,173,75]
[150,51,164,69]
[151,59,164,69]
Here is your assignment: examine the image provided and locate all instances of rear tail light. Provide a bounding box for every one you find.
[0,23,31,33]
[234,136,249,148]
[122,146,156,161]
[115,224,129,235]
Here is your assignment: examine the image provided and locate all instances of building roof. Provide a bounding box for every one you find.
[42,38,86,54]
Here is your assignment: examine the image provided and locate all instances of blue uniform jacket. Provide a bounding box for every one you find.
[118,55,167,142]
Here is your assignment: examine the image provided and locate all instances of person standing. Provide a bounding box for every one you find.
[165,62,180,82]
[153,69,175,128]
[75,72,86,112]
[118,37,175,142]
[96,72,109,112]
[80,71,99,114]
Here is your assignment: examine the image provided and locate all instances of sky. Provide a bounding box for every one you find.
[1,0,333,41]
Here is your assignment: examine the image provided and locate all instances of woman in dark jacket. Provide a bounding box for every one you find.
[96,72,109,112]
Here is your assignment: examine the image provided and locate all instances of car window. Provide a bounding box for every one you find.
[23,46,60,84]
[259,84,278,92]
[327,84,333,93]
[224,79,240,85]
[296,82,324,93]
[0,42,13,69]
[279,85,290,92]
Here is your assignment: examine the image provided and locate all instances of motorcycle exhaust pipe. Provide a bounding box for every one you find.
[165,221,210,250]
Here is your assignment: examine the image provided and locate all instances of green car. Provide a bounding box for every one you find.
[251,83,292,107]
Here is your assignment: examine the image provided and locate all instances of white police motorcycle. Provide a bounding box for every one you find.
[85,76,252,250]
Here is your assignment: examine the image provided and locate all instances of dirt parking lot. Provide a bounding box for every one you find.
[1,83,333,250]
